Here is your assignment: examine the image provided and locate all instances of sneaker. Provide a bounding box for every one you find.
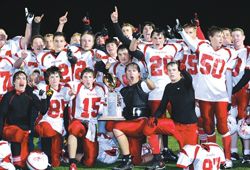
[162,148,178,162]
[145,160,165,170]
[221,159,233,169]
[242,154,250,164]
[231,152,240,161]
[69,163,77,170]
[145,154,165,170]
[112,156,133,170]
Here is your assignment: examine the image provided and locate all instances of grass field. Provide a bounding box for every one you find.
[49,134,250,170]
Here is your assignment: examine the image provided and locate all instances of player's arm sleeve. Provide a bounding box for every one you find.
[154,86,170,118]
[113,22,131,47]
[232,68,250,94]
[181,69,193,88]
[32,21,41,37]
[179,30,198,52]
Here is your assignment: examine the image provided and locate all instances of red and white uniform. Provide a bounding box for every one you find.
[195,42,237,102]
[177,143,225,170]
[72,46,108,82]
[0,140,15,170]
[35,84,71,136]
[109,58,147,91]
[0,56,15,98]
[71,82,106,122]
[37,49,73,83]
[0,36,23,58]
[139,43,183,100]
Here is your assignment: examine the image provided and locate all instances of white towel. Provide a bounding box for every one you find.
[86,118,97,142]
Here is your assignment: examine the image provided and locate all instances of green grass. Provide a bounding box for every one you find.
[47,133,250,170]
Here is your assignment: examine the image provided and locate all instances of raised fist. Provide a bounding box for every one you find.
[133,32,142,40]
[25,7,34,24]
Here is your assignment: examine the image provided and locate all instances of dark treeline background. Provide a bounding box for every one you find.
[1,0,250,44]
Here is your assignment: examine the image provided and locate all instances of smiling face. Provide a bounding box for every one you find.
[143,25,154,41]
[31,37,45,54]
[232,30,245,49]
[14,72,27,92]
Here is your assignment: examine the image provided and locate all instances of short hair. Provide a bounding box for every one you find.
[44,33,54,38]
[232,27,245,36]
[122,23,135,32]
[183,23,197,29]
[105,38,119,47]
[31,35,44,44]
[207,26,223,38]
[44,66,62,84]
[143,21,156,30]
[53,32,66,40]
[71,32,81,38]
[80,67,96,79]
[151,28,166,38]
[125,62,140,73]
[13,70,27,83]
[81,30,95,40]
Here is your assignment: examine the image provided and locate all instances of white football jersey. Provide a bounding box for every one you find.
[177,143,225,170]
[35,84,71,135]
[232,47,250,86]
[70,82,106,121]
[139,43,183,100]
[0,56,15,95]
[37,49,73,83]
[195,41,237,102]
[0,36,23,58]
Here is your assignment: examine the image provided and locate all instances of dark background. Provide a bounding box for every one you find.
[1,0,250,44]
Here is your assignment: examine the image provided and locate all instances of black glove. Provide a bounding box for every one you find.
[25,7,34,24]
[165,25,176,39]
[39,89,45,96]
[174,19,183,33]
[133,32,142,39]
[191,13,200,27]
[94,61,108,74]
[67,48,77,64]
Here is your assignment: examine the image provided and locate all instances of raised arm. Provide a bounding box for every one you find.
[110,6,131,46]
[32,14,44,37]
[56,12,68,32]
[21,8,34,49]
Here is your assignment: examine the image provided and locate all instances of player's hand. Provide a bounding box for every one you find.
[21,50,28,60]
[174,19,183,33]
[133,32,142,40]
[25,7,34,24]
[110,6,118,23]
[38,89,47,99]
[191,13,200,27]
[94,60,108,74]
[34,14,44,23]
[59,12,68,24]
[165,25,176,39]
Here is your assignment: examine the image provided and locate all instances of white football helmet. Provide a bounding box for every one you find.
[0,140,15,170]
[26,150,49,170]
[227,115,237,135]
[97,133,120,164]
[237,118,250,139]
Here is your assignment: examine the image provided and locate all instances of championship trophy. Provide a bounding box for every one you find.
[99,73,125,120]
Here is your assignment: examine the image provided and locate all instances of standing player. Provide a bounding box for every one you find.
[176,21,237,168]
[67,68,106,169]
[230,28,250,162]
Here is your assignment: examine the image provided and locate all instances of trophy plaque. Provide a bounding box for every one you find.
[99,73,125,120]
